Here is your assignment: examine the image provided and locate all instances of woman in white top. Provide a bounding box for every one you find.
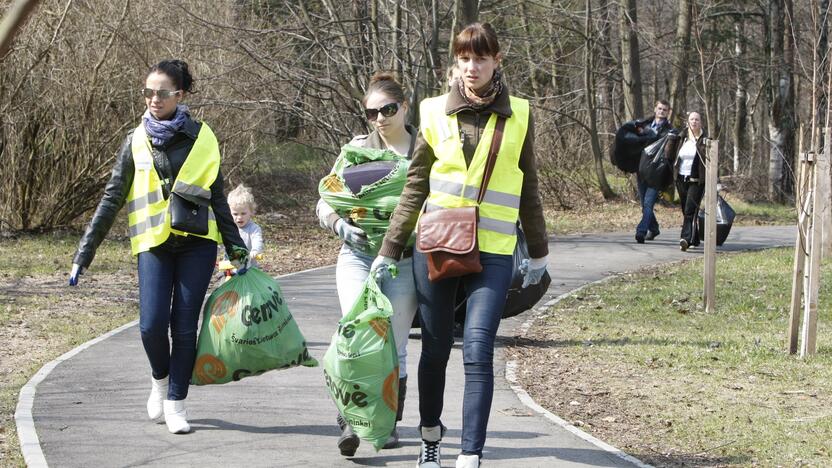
[672,111,706,251]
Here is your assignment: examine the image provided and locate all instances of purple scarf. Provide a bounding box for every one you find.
[142,104,190,146]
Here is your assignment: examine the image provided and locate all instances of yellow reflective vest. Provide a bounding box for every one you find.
[420,94,529,255]
[126,123,222,254]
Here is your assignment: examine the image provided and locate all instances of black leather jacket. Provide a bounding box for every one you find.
[73,116,245,268]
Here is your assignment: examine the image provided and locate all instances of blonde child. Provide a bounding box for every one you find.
[227,184,263,267]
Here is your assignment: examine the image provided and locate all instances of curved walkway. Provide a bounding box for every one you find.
[17,226,794,467]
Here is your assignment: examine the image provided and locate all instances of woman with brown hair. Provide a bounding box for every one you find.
[316,72,418,455]
[370,23,549,468]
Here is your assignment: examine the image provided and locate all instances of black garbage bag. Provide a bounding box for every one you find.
[503,226,551,318]
[612,121,659,173]
[639,132,680,190]
[697,195,736,246]
[449,226,551,325]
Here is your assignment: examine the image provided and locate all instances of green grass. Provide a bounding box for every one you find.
[727,196,798,225]
[532,248,832,466]
[0,232,133,277]
[0,233,137,466]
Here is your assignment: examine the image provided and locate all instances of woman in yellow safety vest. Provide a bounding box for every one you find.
[68,60,249,434]
[371,23,550,468]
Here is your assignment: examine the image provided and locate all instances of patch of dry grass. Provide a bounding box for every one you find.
[508,248,832,467]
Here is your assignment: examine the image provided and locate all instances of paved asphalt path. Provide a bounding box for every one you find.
[26,226,794,467]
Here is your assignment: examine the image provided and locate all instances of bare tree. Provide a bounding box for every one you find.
[619,0,643,120]
[586,0,616,199]
[768,0,796,201]
[669,0,692,125]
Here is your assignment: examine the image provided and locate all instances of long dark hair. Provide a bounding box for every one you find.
[148,60,194,93]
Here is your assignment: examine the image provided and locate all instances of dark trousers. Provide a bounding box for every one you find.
[137,237,216,400]
[636,176,660,237]
[675,176,704,245]
[413,249,513,457]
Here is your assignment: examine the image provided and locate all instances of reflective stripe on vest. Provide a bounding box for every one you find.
[126,123,223,254]
[420,94,529,255]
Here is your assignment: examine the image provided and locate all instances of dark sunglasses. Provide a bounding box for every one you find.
[364,102,400,121]
[141,88,182,100]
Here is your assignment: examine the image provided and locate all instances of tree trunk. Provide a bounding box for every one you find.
[392,0,402,76]
[768,0,795,201]
[619,0,643,120]
[586,0,616,199]
[370,0,380,71]
[818,0,829,126]
[520,1,540,97]
[669,0,692,126]
[597,1,618,131]
[733,15,747,174]
[459,0,478,27]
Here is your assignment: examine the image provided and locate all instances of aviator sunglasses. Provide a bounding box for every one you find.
[141,88,182,100]
[364,102,400,121]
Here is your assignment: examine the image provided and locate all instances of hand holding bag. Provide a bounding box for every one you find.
[416,117,506,282]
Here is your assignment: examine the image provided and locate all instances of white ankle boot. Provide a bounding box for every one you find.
[417,425,443,468]
[146,376,168,420]
[163,399,190,434]
[456,454,481,467]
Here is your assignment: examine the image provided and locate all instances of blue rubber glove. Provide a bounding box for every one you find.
[520,256,548,288]
[370,255,398,285]
[335,218,370,252]
[69,263,85,286]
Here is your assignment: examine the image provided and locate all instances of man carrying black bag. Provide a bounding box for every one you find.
[631,100,673,243]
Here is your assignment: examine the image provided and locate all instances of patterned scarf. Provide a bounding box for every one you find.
[458,69,503,110]
[142,104,190,146]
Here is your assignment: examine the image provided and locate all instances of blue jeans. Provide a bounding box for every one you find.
[636,176,660,237]
[413,249,513,457]
[137,237,216,400]
[335,245,417,378]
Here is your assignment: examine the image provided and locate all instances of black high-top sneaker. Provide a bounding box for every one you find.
[417,425,444,468]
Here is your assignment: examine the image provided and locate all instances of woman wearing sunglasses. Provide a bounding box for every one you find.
[316,72,417,455]
[69,59,248,434]
[371,23,549,468]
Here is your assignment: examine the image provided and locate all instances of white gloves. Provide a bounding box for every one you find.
[334,218,370,252]
[370,255,398,285]
[69,263,85,286]
[520,255,548,288]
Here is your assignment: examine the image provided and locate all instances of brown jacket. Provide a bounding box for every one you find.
[379,83,549,259]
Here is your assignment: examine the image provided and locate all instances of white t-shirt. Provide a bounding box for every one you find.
[678,138,698,176]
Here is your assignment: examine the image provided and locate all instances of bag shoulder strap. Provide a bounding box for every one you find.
[477,116,506,204]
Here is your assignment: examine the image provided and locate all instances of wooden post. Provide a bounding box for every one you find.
[0,0,40,59]
[703,139,718,313]
[801,128,831,357]
[787,146,810,354]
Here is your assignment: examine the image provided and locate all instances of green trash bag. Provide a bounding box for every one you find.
[191,268,318,385]
[323,275,399,451]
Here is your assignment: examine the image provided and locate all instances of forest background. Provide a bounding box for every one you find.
[0,0,821,231]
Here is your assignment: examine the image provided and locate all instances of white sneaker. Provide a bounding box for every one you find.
[456,454,481,467]
[146,376,168,420]
[163,399,190,434]
[416,425,442,468]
